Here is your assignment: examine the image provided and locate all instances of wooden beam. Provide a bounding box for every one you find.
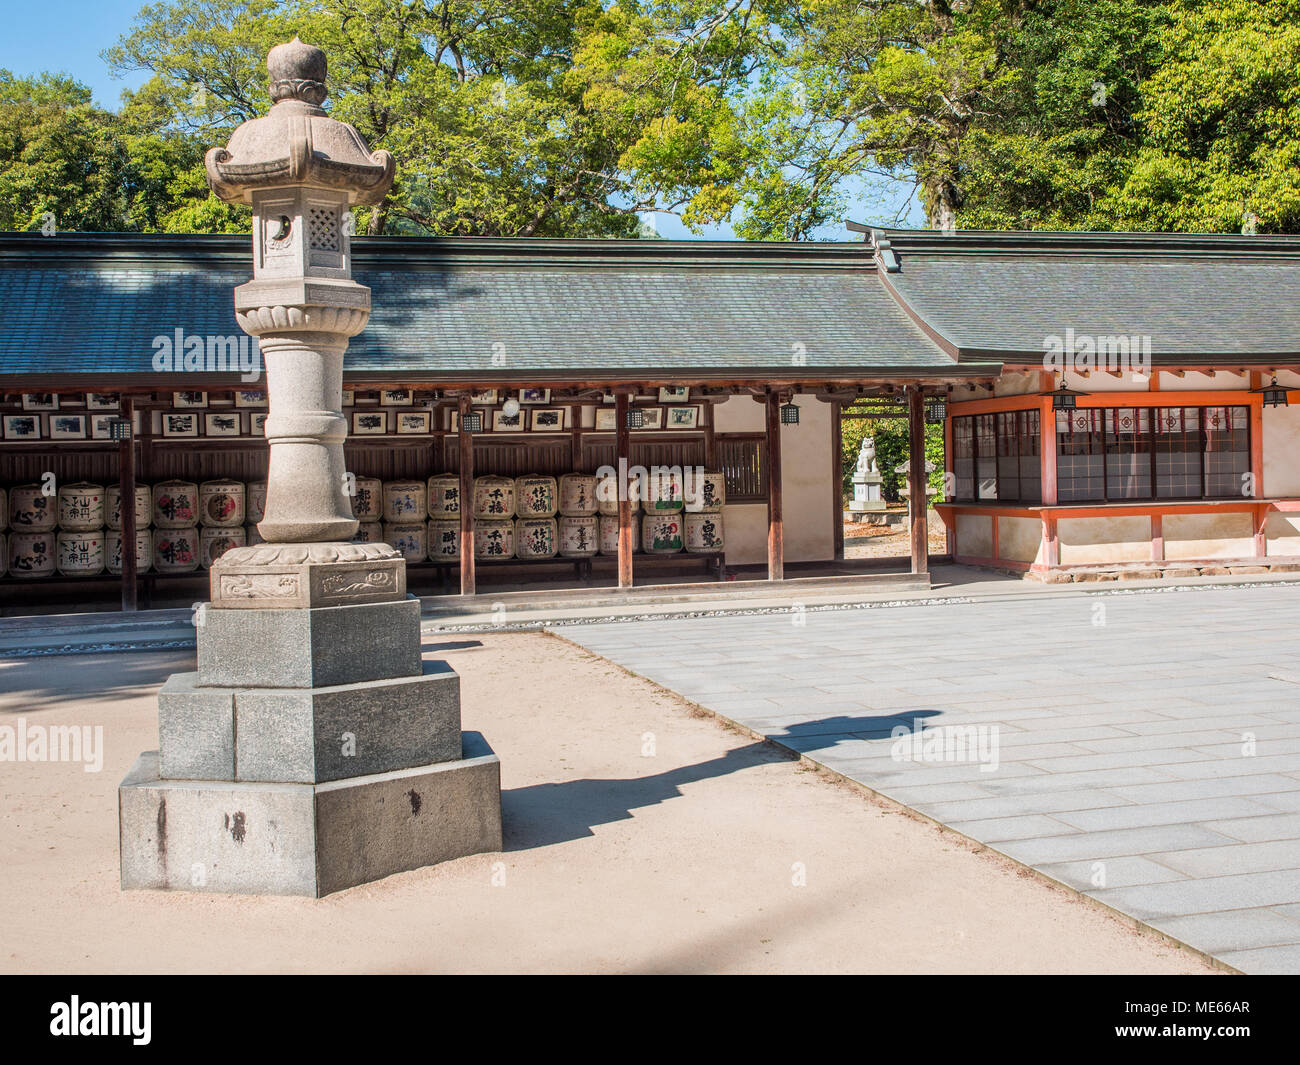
[907,387,928,575]
[119,396,138,612]
[616,393,633,589]
[766,392,784,581]
[458,395,475,597]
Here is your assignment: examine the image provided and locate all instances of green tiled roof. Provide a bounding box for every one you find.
[0,233,963,382]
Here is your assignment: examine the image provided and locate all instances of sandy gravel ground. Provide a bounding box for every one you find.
[0,634,1214,974]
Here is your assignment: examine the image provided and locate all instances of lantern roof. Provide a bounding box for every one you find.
[205,38,395,207]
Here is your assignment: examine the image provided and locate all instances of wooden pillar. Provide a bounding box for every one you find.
[616,393,633,588]
[907,386,928,575]
[831,401,844,560]
[458,394,475,597]
[118,396,138,612]
[766,392,784,581]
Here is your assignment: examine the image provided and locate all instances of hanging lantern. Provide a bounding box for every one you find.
[461,410,484,433]
[626,408,644,429]
[1253,376,1289,408]
[108,416,133,441]
[1046,380,1088,412]
[925,396,947,424]
[779,402,800,425]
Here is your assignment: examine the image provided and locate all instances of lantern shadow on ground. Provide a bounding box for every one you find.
[501,709,944,850]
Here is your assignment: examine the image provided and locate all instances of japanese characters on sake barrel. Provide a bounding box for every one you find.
[387,522,427,563]
[199,480,245,528]
[516,517,558,559]
[107,485,151,531]
[516,476,558,518]
[475,519,515,560]
[427,474,460,516]
[474,476,516,519]
[107,531,151,575]
[559,473,598,516]
[428,518,459,559]
[57,483,104,531]
[56,529,106,575]
[559,515,598,557]
[383,481,427,524]
[349,477,381,521]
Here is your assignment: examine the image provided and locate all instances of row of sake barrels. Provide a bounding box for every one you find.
[352,511,723,563]
[2,526,251,578]
[357,471,726,524]
[3,480,267,533]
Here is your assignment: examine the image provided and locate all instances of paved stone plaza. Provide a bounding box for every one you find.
[561,583,1300,974]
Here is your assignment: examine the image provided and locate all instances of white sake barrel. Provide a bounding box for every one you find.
[386,521,427,563]
[9,484,55,531]
[56,529,106,575]
[599,513,640,555]
[596,468,642,515]
[684,512,725,553]
[642,513,684,554]
[106,484,150,531]
[200,525,246,568]
[558,515,599,557]
[427,474,461,517]
[199,479,245,528]
[427,518,459,560]
[152,527,200,572]
[516,517,558,559]
[106,530,151,574]
[8,531,54,578]
[474,476,516,519]
[152,481,199,529]
[383,480,427,523]
[246,480,268,524]
[686,470,726,513]
[350,476,381,520]
[474,519,515,559]
[559,473,598,516]
[57,482,105,530]
[515,475,558,518]
[245,523,267,546]
[351,521,382,545]
[641,468,684,513]
[0,488,6,532]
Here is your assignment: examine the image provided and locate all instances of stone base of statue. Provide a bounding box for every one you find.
[846,470,886,523]
[119,543,503,897]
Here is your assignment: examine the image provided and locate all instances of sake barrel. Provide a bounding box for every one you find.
[199,479,245,528]
[245,523,266,546]
[200,525,246,568]
[106,530,151,575]
[152,527,200,572]
[246,480,269,524]
[642,513,684,554]
[383,480,427,523]
[57,482,104,531]
[684,512,725,554]
[558,515,599,558]
[386,521,427,563]
[427,518,460,560]
[516,516,558,559]
[686,470,726,513]
[8,531,55,578]
[641,467,684,513]
[152,480,198,529]
[515,475,558,518]
[0,488,6,532]
[351,521,382,545]
[349,476,381,520]
[473,475,516,519]
[598,513,640,555]
[559,473,598,516]
[595,468,641,515]
[474,519,515,559]
[9,484,55,531]
[427,474,461,517]
[56,529,106,575]
[106,484,150,531]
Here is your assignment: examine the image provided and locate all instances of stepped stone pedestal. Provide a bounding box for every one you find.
[120,546,503,897]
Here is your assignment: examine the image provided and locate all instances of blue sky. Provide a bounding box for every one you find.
[0,0,923,239]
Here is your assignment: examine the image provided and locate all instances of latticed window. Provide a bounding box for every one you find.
[950,410,1041,503]
[716,435,766,502]
[307,206,340,251]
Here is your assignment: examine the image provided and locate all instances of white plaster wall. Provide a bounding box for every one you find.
[956,513,993,557]
[1265,512,1300,556]
[998,515,1044,563]
[1262,404,1300,498]
[1163,512,1254,559]
[1058,515,1151,564]
[1156,371,1250,392]
[1063,370,1152,392]
[712,395,833,565]
[993,372,1039,397]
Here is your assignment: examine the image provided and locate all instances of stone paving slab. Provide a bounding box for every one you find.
[558,583,1300,974]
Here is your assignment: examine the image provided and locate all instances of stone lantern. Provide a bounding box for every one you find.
[118,40,502,897]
